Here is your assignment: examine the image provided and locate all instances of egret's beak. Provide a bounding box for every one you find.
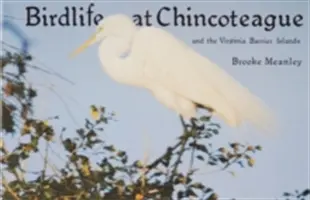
[69,31,99,58]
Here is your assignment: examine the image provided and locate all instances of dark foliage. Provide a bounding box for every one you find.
[1,49,308,200]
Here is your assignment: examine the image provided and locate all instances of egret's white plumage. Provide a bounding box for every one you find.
[71,14,275,132]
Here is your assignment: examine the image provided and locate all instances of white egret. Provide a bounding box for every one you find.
[70,14,275,132]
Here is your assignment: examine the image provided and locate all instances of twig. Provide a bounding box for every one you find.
[1,174,20,200]
[144,116,189,174]
[3,15,26,21]
[39,140,49,197]
[2,42,75,85]
[140,130,151,195]
[187,119,199,176]
[169,116,193,181]
[187,137,197,175]
[49,87,80,127]
[170,140,187,180]
[38,144,62,177]
[145,140,182,174]
[0,140,25,182]
[222,150,248,171]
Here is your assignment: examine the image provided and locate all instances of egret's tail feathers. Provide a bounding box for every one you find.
[220,84,277,135]
[241,95,277,135]
[197,60,277,134]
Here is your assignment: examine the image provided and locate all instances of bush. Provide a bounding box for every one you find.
[1,47,309,200]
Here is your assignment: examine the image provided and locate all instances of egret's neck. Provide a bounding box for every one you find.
[98,35,136,84]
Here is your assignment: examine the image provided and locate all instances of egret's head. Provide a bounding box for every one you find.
[70,14,136,58]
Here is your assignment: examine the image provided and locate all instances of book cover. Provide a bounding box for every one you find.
[1,1,309,199]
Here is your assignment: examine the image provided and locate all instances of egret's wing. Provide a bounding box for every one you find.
[133,27,275,132]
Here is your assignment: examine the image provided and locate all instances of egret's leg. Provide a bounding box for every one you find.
[179,115,199,132]
[179,115,193,134]
[190,118,197,127]
[179,115,187,127]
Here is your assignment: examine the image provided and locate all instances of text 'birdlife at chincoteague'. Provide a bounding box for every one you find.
[24,3,304,32]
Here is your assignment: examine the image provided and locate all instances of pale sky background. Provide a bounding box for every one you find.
[2,0,309,199]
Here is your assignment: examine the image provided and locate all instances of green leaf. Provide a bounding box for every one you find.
[255,145,263,151]
[7,153,20,168]
[196,144,209,154]
[104,145,116,152]
[217,155,228,163]
[69,154,78,163]
[63,139,77,153]
[209,123,221,129]
[300,189,310,196]
[28,87,37,98]
[116,151,126,157]
[86,129,97,138]
[212,129,219,135]
[283,192,292,196]
[20,151,30,160]
[177,191,185,199]
[204,187,213,194]
[200,116,211,122]
[208,161,217,166]
[196,155,205,161]
[44,191,52,199]
[191,182,205,190]
[76,128,85,138]
[151,172,164,178]
[2,102,15,133]
[207,193,218,200]
[121,156,128,164]
[186,188,197,197]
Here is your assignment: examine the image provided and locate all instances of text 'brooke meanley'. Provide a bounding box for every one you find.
[232,57,302,67]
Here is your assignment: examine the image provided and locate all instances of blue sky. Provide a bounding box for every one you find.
[2,0,309,199]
